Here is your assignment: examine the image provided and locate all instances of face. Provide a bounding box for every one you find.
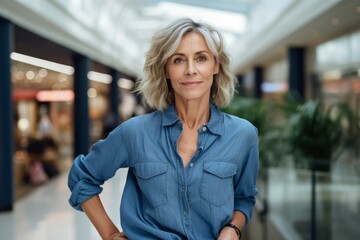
[165,31,219,104]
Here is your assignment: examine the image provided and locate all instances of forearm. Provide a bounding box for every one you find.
[229,210,246,230]
[218,211,246,240]
[81,195,120,239]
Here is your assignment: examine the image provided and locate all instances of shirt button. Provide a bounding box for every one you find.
[202,126,207,132]
[189,163,194,168]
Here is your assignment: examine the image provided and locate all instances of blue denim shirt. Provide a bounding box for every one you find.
[68,102,259,240]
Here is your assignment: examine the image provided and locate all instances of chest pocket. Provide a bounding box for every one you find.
[134,162,168,208]
[200,161,237,206]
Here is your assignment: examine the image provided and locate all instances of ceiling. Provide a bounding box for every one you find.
[1,0,360,79]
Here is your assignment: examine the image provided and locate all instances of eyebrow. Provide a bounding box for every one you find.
[172,50,210,57]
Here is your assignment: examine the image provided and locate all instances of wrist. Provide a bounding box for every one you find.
[224,223,242,239]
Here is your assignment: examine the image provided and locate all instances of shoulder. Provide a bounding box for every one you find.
[117,111,162,135]
[222,112,258,141]
[123,111,161,126]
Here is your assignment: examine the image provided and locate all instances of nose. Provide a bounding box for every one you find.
[185,60,197,75]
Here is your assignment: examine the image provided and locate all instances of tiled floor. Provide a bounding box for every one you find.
[0,168,128,240]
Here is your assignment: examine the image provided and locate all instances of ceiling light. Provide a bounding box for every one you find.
[118,78,134,90]
[10,52,74,75]
[15,71,24,80]
[26,71,35,80]
[87,88,97,98]
[38,69,48,78]
[87,71,112,84]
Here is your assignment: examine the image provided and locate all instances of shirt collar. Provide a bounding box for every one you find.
[162,102,223,135]
[162,103,179,127]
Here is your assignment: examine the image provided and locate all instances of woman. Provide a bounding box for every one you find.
[68,18,259,240]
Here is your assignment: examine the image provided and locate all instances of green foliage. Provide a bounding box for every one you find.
[283,99,358,169]
[224,93,359,172]
[287,101,341,159]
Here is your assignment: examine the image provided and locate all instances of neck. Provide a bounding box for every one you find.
[174,99,210,130]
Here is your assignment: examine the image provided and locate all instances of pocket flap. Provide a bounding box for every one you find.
[134,162,168,179]
[203,162,237,178]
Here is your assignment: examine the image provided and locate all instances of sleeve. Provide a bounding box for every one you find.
[233,129,259,225]
[68,124,130,211]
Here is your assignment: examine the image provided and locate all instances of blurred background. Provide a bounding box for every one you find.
[0,0,359,239]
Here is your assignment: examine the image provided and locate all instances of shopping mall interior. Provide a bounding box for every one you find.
[0,0,360,239]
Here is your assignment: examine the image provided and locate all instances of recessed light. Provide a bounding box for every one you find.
[38,69,48,78]
[26,71,35,80]
[87,88,97,98]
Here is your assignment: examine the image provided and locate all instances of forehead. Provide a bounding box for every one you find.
[176,31,211,52]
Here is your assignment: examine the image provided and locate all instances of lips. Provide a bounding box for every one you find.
[181,81,202,87]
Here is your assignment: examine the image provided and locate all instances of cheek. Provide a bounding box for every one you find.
[199,65,217,77]
[169,79,178,90]
[166,66,179,80]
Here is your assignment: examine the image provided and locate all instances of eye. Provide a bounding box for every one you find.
[196,55,207,62]
[173,58,184,64]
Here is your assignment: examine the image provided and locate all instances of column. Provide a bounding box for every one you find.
[73,54,90,157]
[288,47,305,98]
[254,66,263,99]
[0,18,14,211]
[110,69,120,123]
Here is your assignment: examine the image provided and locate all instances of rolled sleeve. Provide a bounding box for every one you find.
[68,125,129,211]
[68,155,104,211]
[234,139,259,224]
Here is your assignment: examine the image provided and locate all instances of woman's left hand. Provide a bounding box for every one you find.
[217,226,239,240]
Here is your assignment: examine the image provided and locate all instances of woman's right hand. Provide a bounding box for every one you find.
[106,232,128,240]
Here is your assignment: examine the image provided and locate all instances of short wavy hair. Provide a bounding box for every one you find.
[136,18,237,111]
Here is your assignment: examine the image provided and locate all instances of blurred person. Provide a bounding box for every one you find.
[26,138,48,185]
[38,113,53,138]
[68,18,259,240]
[26,138,59,183]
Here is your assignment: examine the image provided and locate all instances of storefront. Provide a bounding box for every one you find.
[10,53,135,199]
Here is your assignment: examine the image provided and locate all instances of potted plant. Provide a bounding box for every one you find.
[280,96,358,240]
[282,99,357,171]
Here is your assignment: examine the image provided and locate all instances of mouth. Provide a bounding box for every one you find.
[181,81,202,87]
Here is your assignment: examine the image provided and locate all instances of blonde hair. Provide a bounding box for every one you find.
[136,18,237,111]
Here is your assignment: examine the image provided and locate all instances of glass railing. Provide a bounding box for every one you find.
[258,162,360,240]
